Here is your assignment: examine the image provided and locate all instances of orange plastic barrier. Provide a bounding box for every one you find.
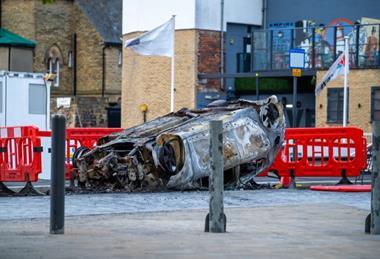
[310,184,371,192]
[0,126,43,182]
[260,127,367,183]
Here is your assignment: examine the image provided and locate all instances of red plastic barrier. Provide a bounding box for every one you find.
[39,128,123,180]
[1,127,122,182]
[260,127,367,181]
[310,184,371,192]
[1,125,367,185]
[0,126,43,182]
[63,128,123,180]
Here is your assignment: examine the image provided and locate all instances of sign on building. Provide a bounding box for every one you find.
[289,48,305,69]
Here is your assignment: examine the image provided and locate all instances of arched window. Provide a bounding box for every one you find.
[45,45,63,87]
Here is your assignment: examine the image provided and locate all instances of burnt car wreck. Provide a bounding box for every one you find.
[75,95,285,192]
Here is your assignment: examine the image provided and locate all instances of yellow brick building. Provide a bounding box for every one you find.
[121,0,262,128]
[122,30,199,128]
[316,69,380,134]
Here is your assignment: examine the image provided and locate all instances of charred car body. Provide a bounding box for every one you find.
[75,96,285,191]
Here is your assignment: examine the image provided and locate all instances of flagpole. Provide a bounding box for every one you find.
[170,15,176,113]
[343,36,349,127]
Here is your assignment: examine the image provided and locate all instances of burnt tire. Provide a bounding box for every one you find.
[73,146,90,168]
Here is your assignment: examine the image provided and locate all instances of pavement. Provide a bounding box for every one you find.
[0,189,379,258]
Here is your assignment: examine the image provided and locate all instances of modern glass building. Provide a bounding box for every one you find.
[219,0,380,131]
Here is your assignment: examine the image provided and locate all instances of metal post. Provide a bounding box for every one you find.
[205,120,226,233]
[50,115,66,234]
[371,121,380,234]
[355,25,360,67]
[290,28,294,49]
[255,74,259,100]
[333,26,337,61]
[220,0,224,89]
[343,36,349,127]
[251,31,255,72]
[311,28,316,69]
[269,30,273,70]
[143,111,147,123]
[71,33,77,96]
[170,15,176,113]
[378,24,380,66]
[292,76,297,127]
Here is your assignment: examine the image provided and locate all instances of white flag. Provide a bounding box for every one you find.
[125,17,174,57]
[315,53,349,95]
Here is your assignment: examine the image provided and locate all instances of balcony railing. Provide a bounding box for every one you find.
[236,24,380,72]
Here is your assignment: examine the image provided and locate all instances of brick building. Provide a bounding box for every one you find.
[122,0,380,137]
[122,0,262,128]
[315,69,380,132]
[0,0,122,127]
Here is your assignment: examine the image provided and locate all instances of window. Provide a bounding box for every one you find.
[68,51,73,68]
[118,49,122,66]
[371,87,380,121]
[45,44,63,87]
[55,60,60,87]
[47,58,60,87]
[327,88,349,123]
[29,84,46,115]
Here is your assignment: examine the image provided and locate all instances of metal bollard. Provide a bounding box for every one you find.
[50,115,66,234]
[370,121,380,234]
[205,120,226,233]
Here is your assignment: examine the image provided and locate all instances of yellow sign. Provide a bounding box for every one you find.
[292,68,302,77]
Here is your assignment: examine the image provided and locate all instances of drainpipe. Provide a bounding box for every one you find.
[7,46,11,70]
[0,0,2,28]
[262,0,267,29]
[102,45,106,97]
[71,33,77,96]
[220,0,224,90]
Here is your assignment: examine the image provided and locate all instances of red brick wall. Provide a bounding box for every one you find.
[197,30,222,91]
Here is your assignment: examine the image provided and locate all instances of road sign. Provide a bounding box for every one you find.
[289,48,305,69]
[292,68,302,77]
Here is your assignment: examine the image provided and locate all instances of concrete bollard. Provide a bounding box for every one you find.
[50,115,66,234]
[205,120,226,233]
[370,121,380,234]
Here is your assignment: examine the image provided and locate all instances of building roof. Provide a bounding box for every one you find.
[76,0,122,45]
[0,29,36,48]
